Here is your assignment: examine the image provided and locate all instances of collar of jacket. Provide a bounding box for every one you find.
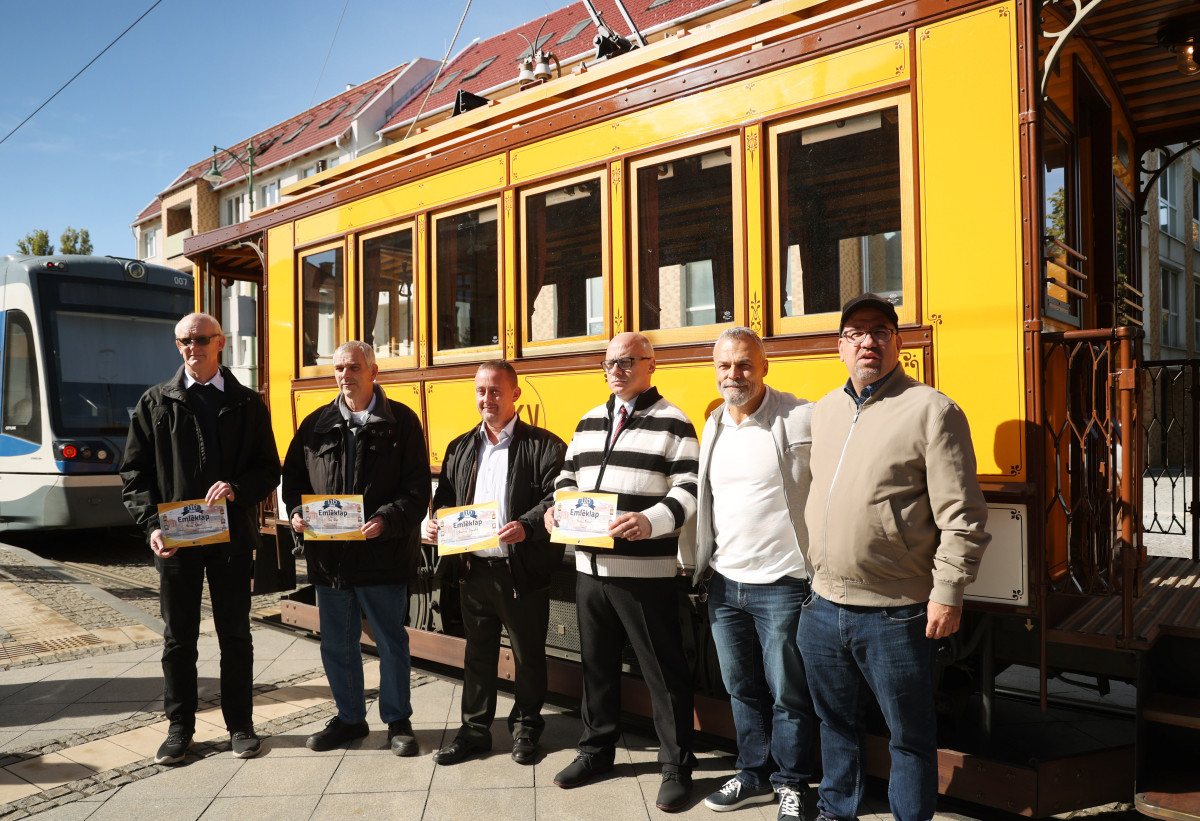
[476,415,530,447]
[843,365,908,407]
[603,385,662,418]
[161,365,249,406]
[313,385,396,434]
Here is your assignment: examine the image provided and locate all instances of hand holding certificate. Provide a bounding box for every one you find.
[435,502,500,556]
[158,499,230,548]
[550,491,618,548]
[301,495,366,540]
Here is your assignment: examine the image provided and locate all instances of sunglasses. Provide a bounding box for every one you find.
[177,335,217,347]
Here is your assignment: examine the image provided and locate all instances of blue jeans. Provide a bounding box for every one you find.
[798,592,938,821]
[708,572,815,791]
[317,584,412,725]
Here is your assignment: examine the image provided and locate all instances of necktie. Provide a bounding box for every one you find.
[613,405,628,443]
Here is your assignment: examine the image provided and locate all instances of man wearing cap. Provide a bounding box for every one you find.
[800,294,990,821]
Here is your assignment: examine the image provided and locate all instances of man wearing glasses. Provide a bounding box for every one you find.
[800,294,990,821]
[546,332,700,813]
[122,313,279,766]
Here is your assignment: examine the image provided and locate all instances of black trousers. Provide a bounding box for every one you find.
[575,572,695,771]
[457,558,550,745]
[157,545,254,732]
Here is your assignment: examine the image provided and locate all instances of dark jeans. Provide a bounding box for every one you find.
[708,572,815,790]
[457,558,550,746]
[157,545,253,732]
[316,583,411,725]
[576,572,696,772]
[798,592,938,821]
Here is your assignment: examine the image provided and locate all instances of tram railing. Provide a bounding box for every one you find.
[1142,358,1200,563]
[1039,327,1142,636]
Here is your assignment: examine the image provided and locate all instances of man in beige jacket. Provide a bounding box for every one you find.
[800,294,990,821]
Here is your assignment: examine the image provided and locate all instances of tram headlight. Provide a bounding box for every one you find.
[61,445,78,459]
[54,441,114,464]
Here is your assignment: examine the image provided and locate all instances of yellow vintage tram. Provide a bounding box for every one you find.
[184,0,1200,815]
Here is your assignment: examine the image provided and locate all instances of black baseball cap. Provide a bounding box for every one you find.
[839,293,899,331]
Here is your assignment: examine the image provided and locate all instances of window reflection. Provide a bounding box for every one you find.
[777,109,902,317]
[525,180,604,342]
[636,148,735,331]
[436,205,499,351]
[300,247,343,367]
[362,229,414,359]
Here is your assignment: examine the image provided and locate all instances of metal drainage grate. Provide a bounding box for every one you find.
[0,633,105,660]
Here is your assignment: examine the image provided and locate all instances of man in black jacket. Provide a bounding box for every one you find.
[424,360,565,766]
[282,341,431,755]
[121,312,280,766]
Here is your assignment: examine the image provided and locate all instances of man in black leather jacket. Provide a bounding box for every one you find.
[424,360,565,767]
[282,341,430,756]
[121,312,279,766]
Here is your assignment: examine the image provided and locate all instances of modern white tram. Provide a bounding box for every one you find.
[0,255,193,530]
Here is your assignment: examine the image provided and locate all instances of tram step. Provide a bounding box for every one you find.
[1143,694,1200,731]
[1136,779,1200,821]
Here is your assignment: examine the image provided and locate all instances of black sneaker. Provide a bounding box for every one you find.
[230,729,262,759]
[775,785,805,819]
[553,751,614,788]
[306,717,369,751]
[656,770,693,812]
[154,726,193,765]
[704,776,776,811]
[388,719,418,757]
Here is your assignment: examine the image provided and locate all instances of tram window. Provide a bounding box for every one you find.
[634,147,736,332]
[523,178,605,344]
[776,108,902,319]
[3,311,41,444]
[300,245,344,368]
[361,227,415,361]
[1043,127,1077,317]
[435,204,499,353]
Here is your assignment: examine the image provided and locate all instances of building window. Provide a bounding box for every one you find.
[775,106,904,321]
[434,203,500,354]
[1193,279,1200,350]
[1162,265,1181,348]
[523,175,606,346]
[633,144,737,336]
[260,181,279,208]
[361,226,415,362]
[141,227,158,260]
[3,311,41,444]
[1159,151,1179,238]
[1192,173,1199,250]
[299,244,345,369]
[222,194,245,226]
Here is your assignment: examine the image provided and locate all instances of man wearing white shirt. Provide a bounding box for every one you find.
[693,327,816,820]
[426,361,565,766]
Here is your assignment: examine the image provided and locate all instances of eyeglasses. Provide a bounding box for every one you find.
[840,328,897,346]
[176,335,217,347]
[601,356,651,372]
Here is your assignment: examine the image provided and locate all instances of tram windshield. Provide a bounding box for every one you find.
[37,276,192,435]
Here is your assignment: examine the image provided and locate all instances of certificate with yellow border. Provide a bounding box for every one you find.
[301,495,366,540]
[157,499,230,548]
[436,502,500,556]
[550,491,617,548]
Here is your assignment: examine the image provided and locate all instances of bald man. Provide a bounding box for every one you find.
[122,313,279,767]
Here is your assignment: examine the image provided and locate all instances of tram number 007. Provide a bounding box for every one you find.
[173,276,189,287]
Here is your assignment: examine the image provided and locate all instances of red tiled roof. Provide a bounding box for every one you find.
[132,199,161,226]
[380,0,734,133]
[163,63,410,198]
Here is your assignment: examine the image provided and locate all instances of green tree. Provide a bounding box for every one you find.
[59,227,93,255]
[15,229,53,255]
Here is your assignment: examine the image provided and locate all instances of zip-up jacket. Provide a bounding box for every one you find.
[431,418,566,595]
[804,368,990,608]
[556,386,699,576]
[121,366,279,554]
[691,385,812,584]
[281,386,431,588]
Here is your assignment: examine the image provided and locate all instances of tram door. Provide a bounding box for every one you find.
[1074,65,1115,330]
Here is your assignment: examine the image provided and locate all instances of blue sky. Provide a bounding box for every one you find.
[1,0,558,258]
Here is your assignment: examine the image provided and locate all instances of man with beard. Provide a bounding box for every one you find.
[692,327,816,819]
[801,294,990,821]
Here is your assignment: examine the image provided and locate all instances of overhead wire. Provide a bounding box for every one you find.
[308,0,352,108]
[403,0,473,141]
[0,0,164,149]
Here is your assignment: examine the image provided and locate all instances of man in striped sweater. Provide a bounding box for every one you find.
[545,331,700,813]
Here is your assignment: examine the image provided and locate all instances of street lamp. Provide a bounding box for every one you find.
[202,138,259,213]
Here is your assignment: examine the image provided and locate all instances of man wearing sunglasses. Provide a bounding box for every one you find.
[546,332,700,813]
[800,294,990,821]
[121,313,279,766]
